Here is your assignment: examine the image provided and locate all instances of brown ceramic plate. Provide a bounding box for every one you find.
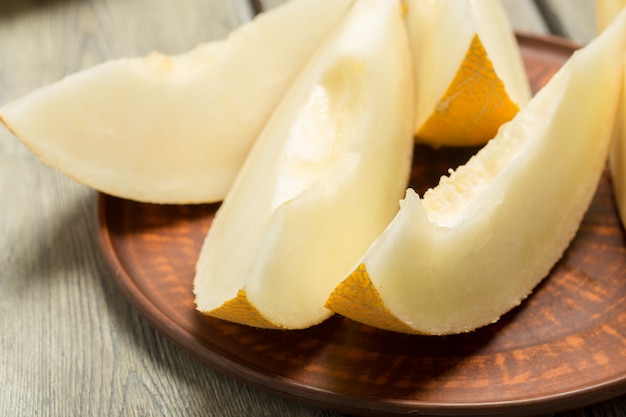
[97,34,626,417]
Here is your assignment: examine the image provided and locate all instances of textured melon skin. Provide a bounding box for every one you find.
[0,0,353,204]
[327,10,626,335]
[405,0,531,147]
[194,0,414,330]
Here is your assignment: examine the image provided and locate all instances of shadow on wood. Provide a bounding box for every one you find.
[1,0,75,20]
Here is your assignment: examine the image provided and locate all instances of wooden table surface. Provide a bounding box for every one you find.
[1,0,621,416]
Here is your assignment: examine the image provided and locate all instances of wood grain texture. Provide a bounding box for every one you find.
[0,1,621,417]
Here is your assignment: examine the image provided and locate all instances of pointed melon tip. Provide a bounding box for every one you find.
[198,289,284,330]
[326,264,422,335]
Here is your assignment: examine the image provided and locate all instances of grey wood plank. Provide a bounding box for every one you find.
[255,0,288,10]
[502,0,550,34]
[0,1,343,416]
[534,0,598,43]
[0,0,254,103]
[256,0,550,34]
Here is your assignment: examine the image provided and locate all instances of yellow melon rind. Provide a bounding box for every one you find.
[326,264,420,334]
[204,289,282,329]
[415,35,520,147]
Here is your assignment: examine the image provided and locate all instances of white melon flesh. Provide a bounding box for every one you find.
[597,0,626,30]
[610,61,626,227]
[600,1,626,228]
[326,10,626,335]
[0,0,353,204]
[194,0,414,329]
[405,0,531,147]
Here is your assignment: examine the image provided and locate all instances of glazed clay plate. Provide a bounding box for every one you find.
[97,34,626,416]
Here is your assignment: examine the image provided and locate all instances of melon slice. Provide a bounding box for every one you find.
[596,0,626,29]
[405,0,531,147]
[610,64,626,227]
[597,0,626,227]
[193,0,414,329]
[0,0,353,204]
[325,9,626,335]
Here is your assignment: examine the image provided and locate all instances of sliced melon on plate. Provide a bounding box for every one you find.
[0,0,353,204]
[326,9,626,335]
[405,0,531,147]
[193,0,414,329]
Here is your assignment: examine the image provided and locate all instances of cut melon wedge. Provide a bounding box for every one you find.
[610,62,626,228]
[597,1,626,228]
[596,0,626,30]
[326,10,626,335]
[193,0,414,329]
[405,0,531,147]
[0,0,353,204]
